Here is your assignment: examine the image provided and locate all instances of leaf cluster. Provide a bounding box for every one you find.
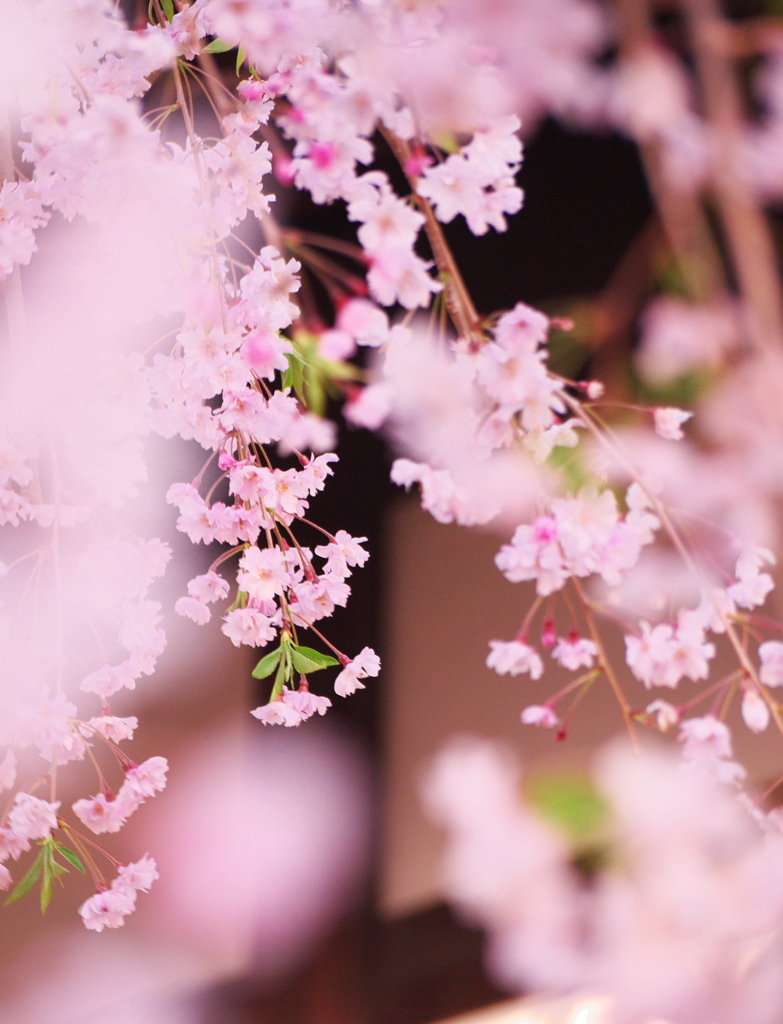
[283,332,361,417]
[202,38,248,75]
[5,839,85,914]
[525,770,612,881]
[252,636,339,699]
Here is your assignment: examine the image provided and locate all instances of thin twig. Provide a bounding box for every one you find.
[380,127,482,342]
[682,0,783,353]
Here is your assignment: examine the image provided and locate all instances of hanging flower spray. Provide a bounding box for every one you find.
[4,2,783,1017]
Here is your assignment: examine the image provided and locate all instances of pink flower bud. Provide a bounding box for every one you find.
[541,619,556,648]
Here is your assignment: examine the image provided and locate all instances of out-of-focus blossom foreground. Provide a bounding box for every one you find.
[4,0,783,1019]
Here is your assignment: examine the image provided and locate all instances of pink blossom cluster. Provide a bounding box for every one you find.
[0,0,429,931]
[0,0,367,928]
[155,0,783,830]
[373,296,783,797]
[0,11,185,932]
[0,792,60,882]
[426,737,783,1024]
[2,0,783,976]
[382,305,591,527]
[72,756,169,835]
[166,446,379,721]
[123,1,783,1014]
[79,855,159,932]
[416,117,524,236]
[496,484,659,595]
[0,181,48,279]
[0,706,168,913]
[488,500,783,748]
[78,538,171,699]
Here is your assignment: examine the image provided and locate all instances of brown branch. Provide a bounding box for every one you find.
[379,127,483,343]
[682,0,783,353]
[614,0,726,303]
[195,50,237,120]
[726,16,783,58]
[580,216,662,397]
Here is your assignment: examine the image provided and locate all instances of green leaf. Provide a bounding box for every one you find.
[160,0,174,20]
[323,360,363,382]
[526,771,609,845]
[285,353,306,404]
[654,255,693,301]
[290,645,339,674]
[431,131,460,154]
[292,330,318,358]
[4,850,44,907]
[269,648,291,702]
[637,367,714,408]
[546,439,591,496]
[236,47,247,76]
[40,847,53,914]
[252,647,282,680]
[304,375,326,417]
[55,844,84,874]
[203,38,234,54]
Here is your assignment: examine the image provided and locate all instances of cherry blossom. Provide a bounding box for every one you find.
[626,615,715,690]
[251,700,304,727]
[728,547,776,610]
[0,828,28,864]
[759,641,783,687]
[416,118,524,236]
[646,699,679,731]
[520,705,559,728]
[486,640,544,679]
[72,793,129,835]
[14,692,85,765]
[426,737,783,1023]
[112,855,159,895]
[187,571,231,605]
[79,888,137,932]
[314,531,370,578]
[123,756,169,800]
[282,685,332,719]
[6,794,59,844]
[237,546,292,602]
[636,297,738,383]
[551,637,597,671]
[679,716,746,785]
[334,647,381,697]
[741,689,770,734]
[175,595,212,625]
[222,607,278,647]
[653,406,693,441]
[0,181,49,277]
